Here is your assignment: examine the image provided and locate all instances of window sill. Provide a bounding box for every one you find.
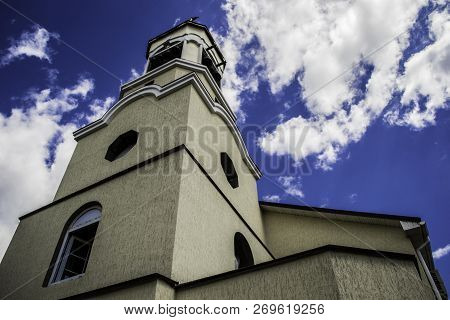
[49,273,85,286]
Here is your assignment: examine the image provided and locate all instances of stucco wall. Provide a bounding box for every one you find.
[176,251,434,300]
[182,41,201,63]
[185,87,265,240]
[171,151,272,283]
[0,151,183,299]
[54,86,191,200]
[176,252,339,300]
[330,252,434,299]
[262,209,416,257]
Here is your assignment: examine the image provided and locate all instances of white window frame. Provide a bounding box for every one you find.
[49,207,101,285]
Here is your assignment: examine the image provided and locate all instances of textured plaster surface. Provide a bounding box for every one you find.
[0,152,183,299]
[55,87,190,200]
[176,251,435,300]
[171,152,271,283]
[262,210,415,257]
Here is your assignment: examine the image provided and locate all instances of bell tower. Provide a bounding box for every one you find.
[0,18,271,299]
[1,18,445,301]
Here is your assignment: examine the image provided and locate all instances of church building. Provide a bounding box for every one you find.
[0,19,446,300]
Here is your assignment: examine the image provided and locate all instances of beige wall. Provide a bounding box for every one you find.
[171,152,271,283]
[1,70,267,298]
[262,209,416,257]
[182,41,201,63]
[330,252,434,299]
[0,152,183,299]
[54,86,191,200]
[185,87,265,240]
[176,252,339,300]
[176,251,434,300]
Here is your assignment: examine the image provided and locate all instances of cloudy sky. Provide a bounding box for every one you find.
[0,0,449,287]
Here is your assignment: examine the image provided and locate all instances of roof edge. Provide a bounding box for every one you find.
[177,244,418,290]
[259,201,422,223]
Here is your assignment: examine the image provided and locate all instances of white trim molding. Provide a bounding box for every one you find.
[147,33,225,75]
[73,65,262,179]
[122,59,233,120]
[149,33,205,57]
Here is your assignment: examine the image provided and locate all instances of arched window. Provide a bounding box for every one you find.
[234,232,254,269]
[49,207,101,284]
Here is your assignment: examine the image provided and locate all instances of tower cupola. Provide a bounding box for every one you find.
[145,17,226,86]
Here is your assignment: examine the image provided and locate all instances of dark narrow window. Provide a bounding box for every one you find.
[201,49,222,87]
[148,42,182,71]
[220,152,239,188]
[49,207,101,284]
[234,232,254,269]
[105,130,138,162]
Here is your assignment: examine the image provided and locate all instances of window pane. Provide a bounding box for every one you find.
[54,222,99,282]
[71,209,101,230]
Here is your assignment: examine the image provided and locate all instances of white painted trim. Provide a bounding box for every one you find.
[121,58,235,121]
[416,238,442,300]
[198,44,203,64]
[143,57,150,74]
[73,72,262,179]
[49,206,102,285]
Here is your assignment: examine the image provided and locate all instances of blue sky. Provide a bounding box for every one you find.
[0,0,449,289]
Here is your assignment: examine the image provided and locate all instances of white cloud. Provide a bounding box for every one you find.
[128,68,141,82]
[211,16,262,114]
[349,193,358,203]
[262,194,281,202]
[0,77,94,261]
[384,9,450,129]
[219,0,448,169]
[85,96,115,123]
[278,176,304,198]
[45,68,59,83]
[1,26,57,66]
[433,243,450,259]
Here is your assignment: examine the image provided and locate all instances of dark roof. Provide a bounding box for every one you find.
[145,18,226,63]
[259,201,422,223]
